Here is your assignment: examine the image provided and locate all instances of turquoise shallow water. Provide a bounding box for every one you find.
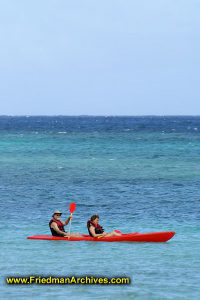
[0,116,200,299]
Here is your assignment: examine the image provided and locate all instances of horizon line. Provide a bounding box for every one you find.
[1,114,200,117]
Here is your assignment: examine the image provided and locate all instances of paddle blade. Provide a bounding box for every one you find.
[70,202,76,214]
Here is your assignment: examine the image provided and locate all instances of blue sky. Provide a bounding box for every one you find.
[0,0,199,115]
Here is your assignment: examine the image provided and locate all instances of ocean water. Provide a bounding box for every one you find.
[0,116,200,300]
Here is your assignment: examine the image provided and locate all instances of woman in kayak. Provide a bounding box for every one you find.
[87,215,121,237]
[49,210,81,237]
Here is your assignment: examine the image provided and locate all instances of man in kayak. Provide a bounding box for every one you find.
[49,210,81,237]
[87,215,122,237]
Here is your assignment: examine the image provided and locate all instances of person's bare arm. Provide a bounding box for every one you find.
[51,222,67,236]
[62,216,72,226]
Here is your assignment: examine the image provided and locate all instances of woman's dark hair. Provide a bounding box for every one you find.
[90,215,99,221]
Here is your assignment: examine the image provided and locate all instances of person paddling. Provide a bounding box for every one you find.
[49,210,81,237]
[87,215,121,238]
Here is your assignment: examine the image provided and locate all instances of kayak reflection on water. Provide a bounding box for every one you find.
[49,210,82,238]
[87,215,122,238]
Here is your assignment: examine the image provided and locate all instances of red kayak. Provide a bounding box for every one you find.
[27,231,175,242]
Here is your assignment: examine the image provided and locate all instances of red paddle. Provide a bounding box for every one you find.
[70,202,76,214]
[68,202,76,237]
